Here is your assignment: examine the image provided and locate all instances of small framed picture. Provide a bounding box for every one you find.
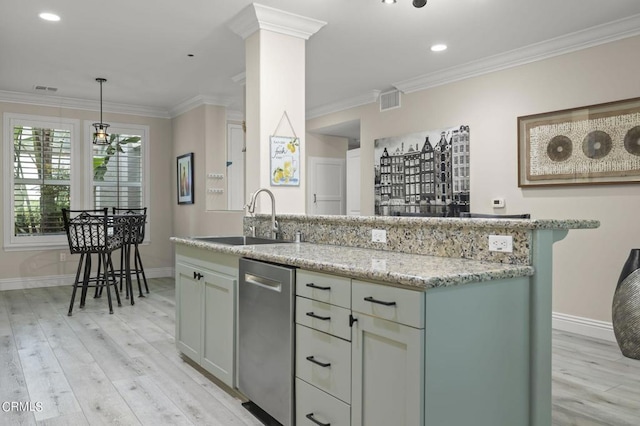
[177,152,194,204]
[270,135,300,186]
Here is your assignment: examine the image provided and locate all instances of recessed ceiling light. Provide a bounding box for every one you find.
[382,0,397,4]
[431,44,447,52]
[39,12,61,22]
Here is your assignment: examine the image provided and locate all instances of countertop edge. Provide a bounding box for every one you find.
[247,214,600,230]
[171,237,535,291]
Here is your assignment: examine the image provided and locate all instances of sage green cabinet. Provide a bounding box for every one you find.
[175,245,238,388]
[350,280,425,426]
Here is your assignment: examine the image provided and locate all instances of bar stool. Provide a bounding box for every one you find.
[113,207,148,300]
[62,208,123,315]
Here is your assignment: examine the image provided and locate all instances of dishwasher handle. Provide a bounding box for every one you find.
[244,273,282,292]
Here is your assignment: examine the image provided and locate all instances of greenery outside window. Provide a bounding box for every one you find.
[3,113,80,249]
[86,122,149,241]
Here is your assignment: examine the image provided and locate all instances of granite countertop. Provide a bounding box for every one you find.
[171,237,534,291]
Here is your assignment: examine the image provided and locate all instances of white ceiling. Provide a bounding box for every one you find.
[2,0,640,123]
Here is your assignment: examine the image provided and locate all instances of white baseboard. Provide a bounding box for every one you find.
[0,267,174,292]
[552,311,616,343]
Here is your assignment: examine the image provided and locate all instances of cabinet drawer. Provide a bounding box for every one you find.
[352,280,425,329]
[296,324,351,403]
[296,297,351,341]
[297,270,351,308]
[296,378,350,426]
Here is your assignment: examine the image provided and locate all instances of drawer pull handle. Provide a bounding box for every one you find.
[193,272,203,280]
[306,413,330,426]
[306,312,331,321]
[364,296,396,306]
[306,282,331,291]
[306,355,331,368]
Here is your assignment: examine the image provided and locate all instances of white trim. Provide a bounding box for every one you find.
[3,113,82,250]
[228,3,326,40]
[0,90,170,119]
[394,13,640,94]
[552,311,615,343]
[307,13,640,119]
[306,90,381,120]
[0,267,174,292]
[168,94,237,118]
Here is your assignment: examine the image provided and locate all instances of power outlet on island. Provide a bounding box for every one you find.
[488,235,513,253]
[371,229,387,243]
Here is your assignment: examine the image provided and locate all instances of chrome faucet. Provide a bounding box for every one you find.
[246,188,279,239]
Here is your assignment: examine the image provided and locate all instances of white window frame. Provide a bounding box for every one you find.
[83,121,150,243]
[3,113,82,250]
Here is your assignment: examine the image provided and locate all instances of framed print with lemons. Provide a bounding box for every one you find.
[270,135,300,186]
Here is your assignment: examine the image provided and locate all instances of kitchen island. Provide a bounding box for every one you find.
[171,215,598,426]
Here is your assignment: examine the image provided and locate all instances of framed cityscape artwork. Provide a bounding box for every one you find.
[518,97,640,187]
[177,152,194,204]
[373,125,470,217]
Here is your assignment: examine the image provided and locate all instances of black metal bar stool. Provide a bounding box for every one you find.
[113,207,148,301]
[62,208,123,315]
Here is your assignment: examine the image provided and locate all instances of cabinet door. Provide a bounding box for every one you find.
[175,262,202,362]
[351,314,424,426]
[201,270,236,388]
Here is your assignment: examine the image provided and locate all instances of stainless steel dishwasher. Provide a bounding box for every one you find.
[238,258,296,426]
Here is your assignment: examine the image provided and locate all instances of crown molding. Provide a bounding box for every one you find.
[168,94,238,118]
[394,13,640,94]
[306,90,381,120]
[229,3,326,40]
[0,90,170,118]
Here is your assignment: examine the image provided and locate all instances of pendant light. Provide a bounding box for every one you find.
[93,77,110,145]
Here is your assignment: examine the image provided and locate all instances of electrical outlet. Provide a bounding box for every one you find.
[59,252,67,262]
[371,229,387,243]
[488,235,513,252]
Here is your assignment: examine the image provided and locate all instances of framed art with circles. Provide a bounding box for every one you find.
[518,97,640,187]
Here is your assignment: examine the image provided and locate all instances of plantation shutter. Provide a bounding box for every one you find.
[13,124,71,237]
[92,133,143,209]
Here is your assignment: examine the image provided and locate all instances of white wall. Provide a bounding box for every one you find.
[307,35,640,324]
[306,133,348,159]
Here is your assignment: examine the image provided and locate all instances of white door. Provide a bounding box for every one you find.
[226,123,245,211]
[346,148,361,216]
[307,156,346,215]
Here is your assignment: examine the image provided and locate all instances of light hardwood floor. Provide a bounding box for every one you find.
[1,278,639,425]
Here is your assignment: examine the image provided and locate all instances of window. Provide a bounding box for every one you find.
[3,115,150,250]
[3,114,80,249]
[86,122,150,241]
[90,129,144,209]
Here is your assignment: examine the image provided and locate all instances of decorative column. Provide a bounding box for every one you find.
[229,4,326,214]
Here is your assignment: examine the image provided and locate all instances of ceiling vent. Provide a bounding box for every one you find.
[380,89,401,111]
[34,85,58,93]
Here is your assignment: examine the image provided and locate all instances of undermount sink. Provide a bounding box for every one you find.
[192,236,289,246]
